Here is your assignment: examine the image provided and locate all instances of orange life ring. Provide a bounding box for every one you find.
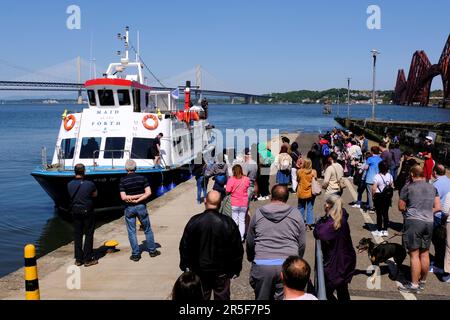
[63,115,76,131]
[191,111,199,121]
[142,114,159,130]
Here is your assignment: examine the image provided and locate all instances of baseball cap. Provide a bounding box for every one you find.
[425,136,433,142]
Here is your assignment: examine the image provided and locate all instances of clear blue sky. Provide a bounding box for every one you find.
[1,0,449,94]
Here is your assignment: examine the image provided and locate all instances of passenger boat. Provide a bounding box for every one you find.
[31,27,216,213]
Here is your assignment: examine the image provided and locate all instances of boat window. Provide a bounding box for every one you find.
[149,94,157,109]
[117,90,131,106]
[104,137,126,159]
[87,90,97,106]
[79,137,101,159]
[133,89,141,112]
[60,138,76,159]
[98,89,115,106]
[157,94,170,110]
[131,138,155,159]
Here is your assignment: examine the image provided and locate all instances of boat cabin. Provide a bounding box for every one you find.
[85,78,177,113]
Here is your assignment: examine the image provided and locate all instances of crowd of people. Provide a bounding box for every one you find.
[66,130,450,300]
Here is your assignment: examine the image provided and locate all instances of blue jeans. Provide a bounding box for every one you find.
[366,183,374,210]
[357,181,367,204]
[125,204,157,256]
[196,176,208,203]
[298,197,315,225]
[390,167,398,182]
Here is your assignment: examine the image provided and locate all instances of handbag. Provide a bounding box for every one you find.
[312,177,322,196]
[220,178,245,217]
[220,194,232,217]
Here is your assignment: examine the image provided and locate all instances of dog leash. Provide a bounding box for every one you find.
[373,232,403,250]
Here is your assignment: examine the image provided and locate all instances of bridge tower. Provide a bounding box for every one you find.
[195,65,202,103]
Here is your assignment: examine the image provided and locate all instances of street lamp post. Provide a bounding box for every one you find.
[337,94,340,117]
[347,77,351,119]
[371,49,379,120]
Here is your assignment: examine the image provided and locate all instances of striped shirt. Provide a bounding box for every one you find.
[119,173,149,197]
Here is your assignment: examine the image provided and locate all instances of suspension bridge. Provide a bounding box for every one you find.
[0,57,270,104]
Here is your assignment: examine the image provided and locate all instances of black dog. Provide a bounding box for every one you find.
[356,237,407,279]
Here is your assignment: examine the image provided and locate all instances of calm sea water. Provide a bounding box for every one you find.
[0,103,449,277]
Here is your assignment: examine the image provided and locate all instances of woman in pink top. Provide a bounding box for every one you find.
[226,164,250,241]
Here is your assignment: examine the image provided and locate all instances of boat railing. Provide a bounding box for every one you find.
[90,150,159,171]
[314,237,327,300]
[41,147,48,167]
[56,146,65,168]
[92,149,131,170]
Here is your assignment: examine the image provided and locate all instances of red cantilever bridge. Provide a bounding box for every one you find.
[393,34,449,107]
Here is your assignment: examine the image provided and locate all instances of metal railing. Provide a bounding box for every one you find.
[314,238,327,300]
[41,147,47,168]
[92,149,130,170]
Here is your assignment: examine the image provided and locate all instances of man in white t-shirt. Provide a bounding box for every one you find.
[281,256,318,300]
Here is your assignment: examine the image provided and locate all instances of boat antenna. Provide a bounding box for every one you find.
[117,26,130,65]
[136,30,140,63]
[118,26,166,87]
[129,43,166,88]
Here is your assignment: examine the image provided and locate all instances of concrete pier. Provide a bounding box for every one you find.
[1,133,450,300]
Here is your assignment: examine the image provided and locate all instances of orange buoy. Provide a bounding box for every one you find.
[63,115,76,131]
[191,111,199,121]
[142,114,159,130]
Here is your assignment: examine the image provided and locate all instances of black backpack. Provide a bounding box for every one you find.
[377,175,394,199]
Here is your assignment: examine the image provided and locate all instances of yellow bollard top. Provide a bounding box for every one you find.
[24,244,36,258]
[104,240,119,248]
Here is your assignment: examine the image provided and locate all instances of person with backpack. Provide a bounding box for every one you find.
[205,153,228,199]
[274,145,292,186]
[321,141,331,169]
[67,163,98,267]
[372,161,394,237]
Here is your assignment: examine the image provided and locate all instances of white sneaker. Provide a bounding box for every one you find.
[382,230,389,237]
[257,196,265,201]
[264,196,270,200]
[351,203,361,208]
[372,230,382,237]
